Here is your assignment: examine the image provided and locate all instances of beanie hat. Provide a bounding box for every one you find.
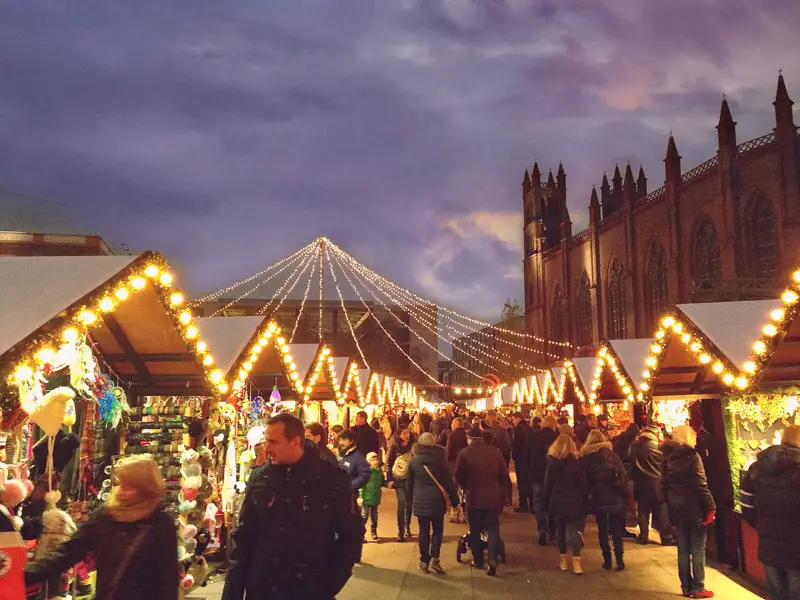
[366,452,378,463]
[467,427,484,440]
[418,432,436,446]
[29,387,75,436]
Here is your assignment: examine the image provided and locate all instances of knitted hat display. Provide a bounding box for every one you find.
[29,387,75,436]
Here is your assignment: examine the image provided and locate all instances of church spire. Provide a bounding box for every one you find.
[774,71,795,131]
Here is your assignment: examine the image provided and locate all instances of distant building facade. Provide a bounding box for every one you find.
[0,231,113,256]
[194,298,438,385]
[450,314,529,387]
[523,75,800,364]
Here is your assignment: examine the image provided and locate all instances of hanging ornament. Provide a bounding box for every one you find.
[63,398,76,430]
[270,385,281,404]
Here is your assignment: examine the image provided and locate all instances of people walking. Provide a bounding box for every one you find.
[359,452,385,542]
[445,417,468,472]
[512,412,533,512]
[406,432,459,575]
[454,427,508,576]
[337,429,371,493]
[305,421,339,466]
[630,424,672,544]
[530,416,559,545]
[386,426,416,541]
[354,410,381,459]
[662,425,716,599]
[543,433,588,574]
[581,429,629,571]
[740,424,800,600]
[25,455,179,600]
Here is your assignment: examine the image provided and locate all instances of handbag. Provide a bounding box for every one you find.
[105,525,150,600]
[422,466,453,512]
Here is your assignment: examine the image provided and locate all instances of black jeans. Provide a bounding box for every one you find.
[532,482,554,536]
[637,496,668,541]
[467,508,500,566]
[555,517,585,556]
[417,514,444,563]
[361,505,378,532]
[515,464,532,505]
[395,486,411,533]
[596,511,625,561]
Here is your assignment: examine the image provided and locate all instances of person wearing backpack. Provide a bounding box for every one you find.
[387,426,416,541]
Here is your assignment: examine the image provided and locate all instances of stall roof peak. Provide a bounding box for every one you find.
[676,299,783,371]
[608,338,655,390]
[195,316,265,376]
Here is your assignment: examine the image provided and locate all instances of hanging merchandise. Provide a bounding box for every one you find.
[270,385,281,404]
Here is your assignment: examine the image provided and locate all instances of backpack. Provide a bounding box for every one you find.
[392,451,412,480]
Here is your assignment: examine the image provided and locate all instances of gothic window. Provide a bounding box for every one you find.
[645,240,669,328]
[747,196,778,277]
[607,260,627,339]
[576,272,593,346]
[551,286,566,343]
[692,216,722,289]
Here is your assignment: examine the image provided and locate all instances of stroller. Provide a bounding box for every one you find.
[456,529,506,565]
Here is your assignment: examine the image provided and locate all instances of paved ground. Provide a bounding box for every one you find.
[188,491,765,600]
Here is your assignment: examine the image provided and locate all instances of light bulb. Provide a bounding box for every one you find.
[753,341,767,354]
[186,325,198,339]
[782,290,798,304]
[99,297,114,312]
[63,327,79,343]
[159,272,173,286]
[179,311,192,324]
[763,324,778,337]
[743,361,757,373]
[14,364,34,382]
[735,376,748,389]
[218,383,229,394]
[722,373,734,385]
[115,287,129,301]
[131,276,146,290]
[170,293,184,306]
[210,369,222,383]
[37,347,56,364]
[144,265,159,278]
[78,310,97,325]
[196,341,207,353]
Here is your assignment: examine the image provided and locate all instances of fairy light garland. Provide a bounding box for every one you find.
[330,241,562,362]
[192,240,317,306]
[289,244,322,343]
[324,245,369,369]
[342,362,367,407]
[332,251,484,380]
[329,248,442,385]
[562,360,588,405]
[327,240,572,349]
[589,345,638,406]
[210,246,314,317]
[338,252,532,378]
[257,247,318,317]
[641,276,800,400]
[3,252,225,400]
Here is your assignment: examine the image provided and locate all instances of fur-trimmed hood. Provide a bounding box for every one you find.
[581,439,612,457]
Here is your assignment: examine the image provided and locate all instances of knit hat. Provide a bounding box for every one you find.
[366,452,378,463]
[467,427,483,440]
[418,432,436,445]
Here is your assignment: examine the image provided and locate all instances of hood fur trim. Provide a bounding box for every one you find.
[581,440,612,457]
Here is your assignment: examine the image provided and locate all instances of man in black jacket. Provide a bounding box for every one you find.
[740,424,800,600]
[354,411,380,459]
[629,425,672,544]
[222,413,363,600]
[305,422,339,466]
[512,413,533,512]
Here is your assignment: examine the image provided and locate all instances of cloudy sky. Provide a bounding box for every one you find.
[0,0,798,322]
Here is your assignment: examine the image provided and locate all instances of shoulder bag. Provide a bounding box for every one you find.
[423,465,453,513]
[106,524,151,600]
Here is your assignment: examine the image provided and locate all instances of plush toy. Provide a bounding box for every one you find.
[34,490,77,561]
[0,479,28,531]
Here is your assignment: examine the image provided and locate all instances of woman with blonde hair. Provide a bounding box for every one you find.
[544,434,589,574]
[662,425,716,598]
[26,455,179,600]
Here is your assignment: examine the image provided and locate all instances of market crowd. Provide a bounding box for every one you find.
[5,407,799,600]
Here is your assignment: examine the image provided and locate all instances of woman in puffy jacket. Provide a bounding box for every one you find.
[543,433,589,574]
[661,425,716,599]
[581,429,629,571]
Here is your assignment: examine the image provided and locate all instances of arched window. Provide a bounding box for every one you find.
[607,259,627,339]
[551,286,566,343]
[692,216,722,290]
[576,272,593,346]
[747,196,778,277]
[645,240,669,328]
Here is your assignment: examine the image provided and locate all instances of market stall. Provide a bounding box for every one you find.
[589,339,653,431]
[640,298,792,571]
[558,357,595,415]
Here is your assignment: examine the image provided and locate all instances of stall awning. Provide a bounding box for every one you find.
[591,339,653,402]
[195,316,265,377]
[0,253,221,398]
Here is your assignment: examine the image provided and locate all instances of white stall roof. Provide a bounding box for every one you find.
[356,369,370,390]
[551,366,566,394]
[289,343,321,380]
[571,357,598,392]
[195,316,264,375]
[0,256,137,356]
[678,299,783,372]
[608,338,654,391]
[536,372,551,398]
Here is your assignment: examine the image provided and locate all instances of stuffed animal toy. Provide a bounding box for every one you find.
[0,479,28,532]
[34,490,76,561]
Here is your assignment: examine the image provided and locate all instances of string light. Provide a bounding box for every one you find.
[289,243,320,343]
[590,344,637,404]
[324,245,370,370]
[191,240,318,306]
[257,247,318,317]
[327,240,572,348]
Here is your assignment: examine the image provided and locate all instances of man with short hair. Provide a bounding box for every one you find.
[353,410,380,459]
[305,422,338,466]
[511,412,533,512]
[222,413,363,600]
[337,429,371,492]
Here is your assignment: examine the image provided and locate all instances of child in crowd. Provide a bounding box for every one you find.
[358,452,385,542]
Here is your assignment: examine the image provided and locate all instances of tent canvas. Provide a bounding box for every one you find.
[609,339,654,391]
[678,300,783,372]
[0,256,137,357]
[195,316,265,376]
[330,357,351,390]
[289,343,322,381]
[551,366,566,396]
[571,357,598,393]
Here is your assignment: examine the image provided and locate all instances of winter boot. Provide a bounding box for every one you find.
[487,562,497,577]
[430,558,445,575]
[572,557,584,575]
[370,529,378,542]
[398,530,405,542]
[602,552,612,570]
[406,524,413,539]
[559,554,569,571]
[538,533,548,546]
[419,561,430,573]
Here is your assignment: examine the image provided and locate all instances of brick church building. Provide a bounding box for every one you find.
[523,74,799,364]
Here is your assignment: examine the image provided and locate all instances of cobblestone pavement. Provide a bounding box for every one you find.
[188,492,765,600]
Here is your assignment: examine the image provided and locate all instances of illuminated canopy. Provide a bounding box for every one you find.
[591,339,653,403]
